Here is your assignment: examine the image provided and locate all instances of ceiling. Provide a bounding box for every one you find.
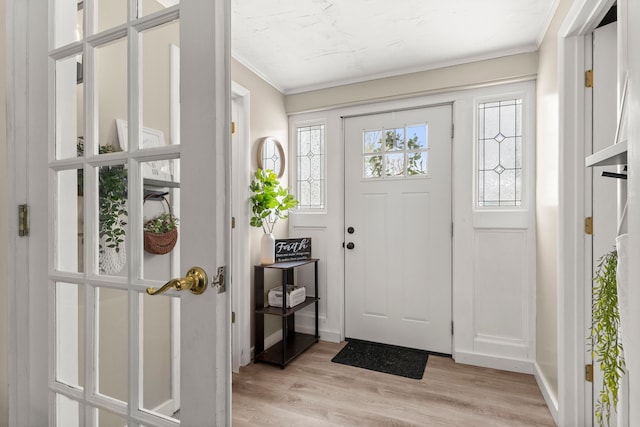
[231,0,558,94]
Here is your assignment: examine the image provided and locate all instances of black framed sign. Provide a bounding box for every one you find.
[275,238,312,262]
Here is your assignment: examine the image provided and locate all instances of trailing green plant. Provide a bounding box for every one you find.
[144,212,179,234]
[77,139,128,254]
[249,168,298,234]
[590,249,625,427]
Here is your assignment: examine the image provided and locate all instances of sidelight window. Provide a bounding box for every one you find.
[296,123,326,210]
[477,99,523,207]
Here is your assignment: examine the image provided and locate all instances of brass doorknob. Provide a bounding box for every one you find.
[146,266,208,295]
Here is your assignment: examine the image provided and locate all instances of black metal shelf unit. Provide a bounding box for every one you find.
[253,259,319,368]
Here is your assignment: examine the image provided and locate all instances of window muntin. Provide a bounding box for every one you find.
[363,124,428,179]
[477,99,523,207]
[296,124,325,210]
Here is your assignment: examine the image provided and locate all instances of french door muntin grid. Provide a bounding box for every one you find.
[477,99,523,207]
[361,123,429,179]
[49,2,181,425]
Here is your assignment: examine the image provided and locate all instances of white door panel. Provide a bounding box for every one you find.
[344,105,452,354]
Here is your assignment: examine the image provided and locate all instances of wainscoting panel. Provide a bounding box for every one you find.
[472,229,530,360]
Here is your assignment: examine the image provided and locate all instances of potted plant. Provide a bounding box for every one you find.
[78,140,128,274]
[143,203,179,255]
[249,168,298,264]
[590,249,625,427]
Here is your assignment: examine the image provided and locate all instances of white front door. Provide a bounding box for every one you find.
[13,0,231,425]
[344,105,452,354]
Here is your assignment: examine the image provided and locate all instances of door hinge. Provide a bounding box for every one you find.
[232,216,236,229]
[585,364,593,382]
[451,321,454,335]
[232,311,236,324]
[585,216,593,235]
[451,222,454,237]
[231,121,237,135]
[18,204,29,237]
[585,69,593,88]
[451,123,455,139]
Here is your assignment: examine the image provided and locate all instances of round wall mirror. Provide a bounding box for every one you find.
[257,136,285,178]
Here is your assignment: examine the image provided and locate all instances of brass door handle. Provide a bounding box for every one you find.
[146,266,208,295]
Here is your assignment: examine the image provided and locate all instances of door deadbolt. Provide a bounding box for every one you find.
[347,226,355,234]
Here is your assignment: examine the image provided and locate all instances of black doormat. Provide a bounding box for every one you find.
[331,339,429,379]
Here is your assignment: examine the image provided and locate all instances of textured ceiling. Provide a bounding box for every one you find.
[231,0,558,94]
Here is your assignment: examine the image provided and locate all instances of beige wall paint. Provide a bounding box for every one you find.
[536,0,573,402]
[285,52,538,113]
[231,58,289,342]
[0,0,7,423]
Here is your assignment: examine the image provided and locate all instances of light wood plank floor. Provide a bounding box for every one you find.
[232,341,554,426]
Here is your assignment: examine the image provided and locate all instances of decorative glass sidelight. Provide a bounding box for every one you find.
[477,99,523,207]
[296,124,326,210]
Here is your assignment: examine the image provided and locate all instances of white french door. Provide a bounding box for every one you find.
[344,105,452,354]
[13,0,231,425]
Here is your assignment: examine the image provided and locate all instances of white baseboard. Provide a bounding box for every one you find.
[534,362,559,425]
[454,351,534,374]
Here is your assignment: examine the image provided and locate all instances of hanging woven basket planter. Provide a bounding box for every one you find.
[143,194,179,255]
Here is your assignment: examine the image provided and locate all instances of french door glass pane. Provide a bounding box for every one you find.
[142,20,180,147]
[97,0,128,34]
[98,163,128,276]
[55,282,85,389]
[142,159,180,280]
[53,0,83,48]
[57,169,84,273]
[138,0,180,18]
[97,287,128,402]
[141,293,180,420]
[96,39,128,153]
[97,407,128,427]
[56,394,81,426]
[55,56,84,160]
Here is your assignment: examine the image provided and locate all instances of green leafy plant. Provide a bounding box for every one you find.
[590,249,625,427]
[144,212,179,233]
[249,168,298,234]
[78,139,128,254]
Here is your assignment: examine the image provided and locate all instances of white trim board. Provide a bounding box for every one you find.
[557,0,618,426]
[231,81,252,373]
[454,352,534,375]
[535,362,559,426]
